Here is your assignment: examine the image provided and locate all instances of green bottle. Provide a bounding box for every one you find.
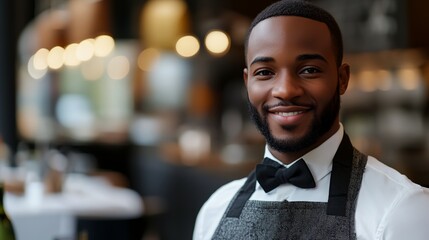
[0,184,15,240]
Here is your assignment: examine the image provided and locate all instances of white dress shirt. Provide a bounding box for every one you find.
[193,125,429,240]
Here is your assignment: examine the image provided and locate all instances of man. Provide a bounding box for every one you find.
[193,0,429,239]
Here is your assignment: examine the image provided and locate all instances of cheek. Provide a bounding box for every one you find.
[317,87,338,107]
[306,82,337,105]
[247,82,268,105]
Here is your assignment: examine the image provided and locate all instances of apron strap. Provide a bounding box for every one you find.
[327,133,354,216]
[226,170,257,218]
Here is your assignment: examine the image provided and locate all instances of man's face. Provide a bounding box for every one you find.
[244,16,349,157]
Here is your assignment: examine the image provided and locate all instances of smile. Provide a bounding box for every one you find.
[275,111,304,117]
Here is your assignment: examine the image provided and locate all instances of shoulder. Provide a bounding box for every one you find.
[356,156,429,239]
[206,177,248,207]
[193,178,247,240]
[363,156,423,192]
[360,156,428,204]
[358,155,423,215]
[198,177,247,217]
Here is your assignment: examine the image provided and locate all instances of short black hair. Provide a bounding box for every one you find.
[245,0,343,67]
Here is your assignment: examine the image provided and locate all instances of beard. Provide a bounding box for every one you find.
[247,85,340,153]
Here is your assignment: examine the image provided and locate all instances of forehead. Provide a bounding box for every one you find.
[247,16,335,64]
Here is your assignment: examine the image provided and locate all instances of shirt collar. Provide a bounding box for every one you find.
[263,123,344,183]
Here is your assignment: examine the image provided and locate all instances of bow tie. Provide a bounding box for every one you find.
[256,158,316,193]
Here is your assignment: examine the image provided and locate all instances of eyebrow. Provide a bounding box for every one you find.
[249,54,328,66]
[250,56,274,66]
[296,54,328,63]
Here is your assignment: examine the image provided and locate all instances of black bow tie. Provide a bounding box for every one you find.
[256,157,316,193]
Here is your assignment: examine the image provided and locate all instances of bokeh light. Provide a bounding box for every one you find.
[63,43,81,67]
[107,56,130,80]
[94,35,115,57]
[138,48,160,71]
[175,35,200,57]
[398,68,420,90]
[28,55,48,79]
[47,46,65,70]
[358,70,378,92]
[76,39,95,61]
[33,48,49,70]
[204,30,230,56]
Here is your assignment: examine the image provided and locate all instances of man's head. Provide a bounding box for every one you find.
[245,0,343,67]
[243,0,350,162]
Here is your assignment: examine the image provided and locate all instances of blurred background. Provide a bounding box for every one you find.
[0,0,429,239]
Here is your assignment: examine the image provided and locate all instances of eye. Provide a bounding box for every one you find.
[255,69,274,76]
[300,67,321,74]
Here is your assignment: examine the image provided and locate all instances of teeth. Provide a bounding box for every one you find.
[276,111,303,117]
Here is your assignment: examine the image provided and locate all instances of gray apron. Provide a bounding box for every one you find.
[212,134,367,240]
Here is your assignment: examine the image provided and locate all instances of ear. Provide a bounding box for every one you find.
[243,68,249,88]
[338,63,350,95]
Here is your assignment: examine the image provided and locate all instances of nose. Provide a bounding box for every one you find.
[271,71,304,100]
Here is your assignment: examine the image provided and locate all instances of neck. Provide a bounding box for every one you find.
[269,122,341,164]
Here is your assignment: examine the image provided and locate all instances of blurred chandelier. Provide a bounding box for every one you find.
[140,0,191,50]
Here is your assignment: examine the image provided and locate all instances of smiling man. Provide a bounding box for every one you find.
[245,14,346,164]
[193,1,429,239]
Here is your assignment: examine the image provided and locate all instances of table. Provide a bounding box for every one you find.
[5,174,143,240]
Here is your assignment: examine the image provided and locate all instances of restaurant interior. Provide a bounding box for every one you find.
[1,0,429,239]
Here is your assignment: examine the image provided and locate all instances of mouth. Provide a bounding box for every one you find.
[267,104,312,114]
[266,105,312,126]
[274,111,305,117]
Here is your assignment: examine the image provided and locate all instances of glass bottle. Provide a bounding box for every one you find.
[0,184,16,240]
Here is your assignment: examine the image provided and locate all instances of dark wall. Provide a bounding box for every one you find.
[0,0,35,163]
[407,0,429,49]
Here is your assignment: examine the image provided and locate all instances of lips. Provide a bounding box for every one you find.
[268,105,311,114]
[274,111,304,117]
[267,105,312,125]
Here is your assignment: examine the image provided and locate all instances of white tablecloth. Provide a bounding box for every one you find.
[5,174,143,240]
